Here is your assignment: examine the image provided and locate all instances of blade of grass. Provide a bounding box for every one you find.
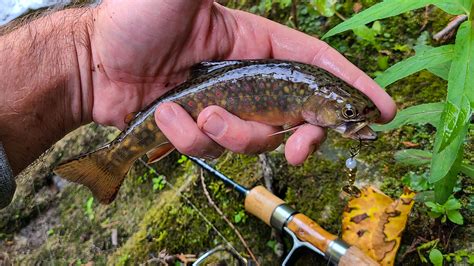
[375,45,454,88]
[372,102,444,131]
[394,149,473,178]
[435,0,472,15]
[394,149,432,166]
[322,0,444,39]
[431,21,474,194]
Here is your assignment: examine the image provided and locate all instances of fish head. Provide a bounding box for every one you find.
[301,88,380,140]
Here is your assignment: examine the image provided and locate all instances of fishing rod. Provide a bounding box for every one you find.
[188,156,378,266]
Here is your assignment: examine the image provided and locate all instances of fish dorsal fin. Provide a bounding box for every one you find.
[190,61,243,78]
[124,112,138,125]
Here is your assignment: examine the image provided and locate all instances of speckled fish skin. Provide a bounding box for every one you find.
[54,60,380,204]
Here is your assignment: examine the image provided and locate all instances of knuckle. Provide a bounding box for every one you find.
[175,134,200,155]
[311,41,331,64]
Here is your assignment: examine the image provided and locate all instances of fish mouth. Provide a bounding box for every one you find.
[334,122,377,141]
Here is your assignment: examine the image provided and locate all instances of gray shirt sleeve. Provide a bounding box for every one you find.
[0,142,16,209]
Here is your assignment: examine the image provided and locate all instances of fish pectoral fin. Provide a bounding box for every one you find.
[124,112,138,125]
[268,125,302,137]
[147,143,176,164]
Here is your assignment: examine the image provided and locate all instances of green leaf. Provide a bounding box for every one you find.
[433,147,464,202]
[427,61,451,80]
[431,21,474,190]
[372,21,382,33]
[413,45,451,80]
[446,22,474,105]
[415,191,435,202]
[446,210,464,224]
[460,163,474,178]
[377,55,389,70]
[437,100,471,152]
[323,0,444,39]
[375,45,454,87]
[311,0,337,17]
[434,0,472,15]
[372,102,444,131]
[394,150,473,178]
[278,0,292,9]
[352,25,377,43]
[430,103,470,184]
[429,248,444,266]
[441,215,447,223]
[402,171,433,191]
[395,149,432,166]
[177,155,188,164]
[426,201,444,213]
[444,197,462,210]
[266,239,277,250]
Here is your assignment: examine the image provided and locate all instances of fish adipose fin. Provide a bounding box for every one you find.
[53,145,131,204]
[147,143,175,164]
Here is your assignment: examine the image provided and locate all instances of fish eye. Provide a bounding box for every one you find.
[342,104,357,119]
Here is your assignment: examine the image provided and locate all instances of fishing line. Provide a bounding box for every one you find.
[137,158,242,258]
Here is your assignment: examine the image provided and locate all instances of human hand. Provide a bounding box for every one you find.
[87,0,396,165]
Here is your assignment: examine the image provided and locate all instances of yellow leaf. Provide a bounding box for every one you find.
[342,186,415,266]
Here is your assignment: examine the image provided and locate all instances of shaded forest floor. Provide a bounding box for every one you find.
[0,1,472,265]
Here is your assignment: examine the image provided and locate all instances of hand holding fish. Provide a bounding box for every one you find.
[87,0,396,166]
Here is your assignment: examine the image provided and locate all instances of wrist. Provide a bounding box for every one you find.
[0,8,93,174]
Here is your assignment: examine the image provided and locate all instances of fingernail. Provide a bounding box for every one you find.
[203,113,226,137]
[156,105,176,124]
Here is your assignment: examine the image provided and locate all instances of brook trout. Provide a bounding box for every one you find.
[54,60,380,204]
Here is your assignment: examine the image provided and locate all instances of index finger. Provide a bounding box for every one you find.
[223,7,396,123]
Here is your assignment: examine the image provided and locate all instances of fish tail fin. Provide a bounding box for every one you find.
[53,145,131,204]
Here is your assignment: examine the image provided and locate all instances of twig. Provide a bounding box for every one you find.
[399,237,424,262]
[335,11,346,21]
[433,15,468,42]
[418,6,432,33]
[199,170,259,265]
[258,154,285,258]
[259,154,274,193]
[443,225,458,249]
[291,0,299,30]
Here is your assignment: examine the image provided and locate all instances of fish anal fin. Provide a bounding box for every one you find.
[147,143,175,164]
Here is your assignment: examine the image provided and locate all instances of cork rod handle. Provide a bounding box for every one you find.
[244,186,284,225]
[286,213,337,252]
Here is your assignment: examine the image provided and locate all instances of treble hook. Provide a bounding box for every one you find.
[349,137,363,158]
